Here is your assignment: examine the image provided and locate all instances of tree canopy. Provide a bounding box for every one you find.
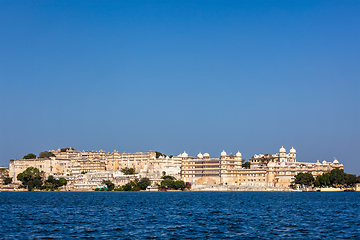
[17,168,67,191]
[3,177,12,185]
[295,168,358,188]
[294,172,315,186]
[314,173,330,187]
[137,178,151,190]
[39,151,56,158]
[242,161,250,169]
[42,175,67,190]
[314,168,357,187]
[23,153,37,159]
[60,147,74,152]
[161,175,176,180]
[159,178,187,190]
[17,167,42,190]
[101,177,151,191]
[102,180,115,191]
[121,167,135,175]
[155,151,166,158]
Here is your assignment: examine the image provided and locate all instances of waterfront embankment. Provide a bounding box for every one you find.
[190,183,291,192]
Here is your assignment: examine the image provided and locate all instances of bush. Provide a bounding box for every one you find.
[160,178,187,190]
[102,180,115,191]
[314,168,357,187]
[294,172,315,186]
[17,167,42,191]
[39,151,56,158]
[138,178,151,190]
[23,153,37,159]
[121,167,135,175]
[43,175,67,190]
[3,177,12,185]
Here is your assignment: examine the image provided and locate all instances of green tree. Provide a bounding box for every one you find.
[102,180,115,191]
[33,179,42,189]
[329,168,346,187]
[39,151,56,158]
[345,174,356,187]
[155,151,166,158]
[162,175,176,180]
[242,161,250,169]
[294,172,315,186]
[121,167,135,175]
[17,167,42,190]
[112,178,152,191]
[47,175,55,183]
[43,175,66,190]
[161,179,174,189]
[59,178,67,186]
[138,178,151,190]
[174,180,186,190]
[122,182,132,191]
[23,153,37,159]
[314,173,331,187]
[3,177,12,185]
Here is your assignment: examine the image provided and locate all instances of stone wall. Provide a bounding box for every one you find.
[190,183,291,192]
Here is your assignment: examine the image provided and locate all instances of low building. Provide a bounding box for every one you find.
[141,155,182,179]
[355,183,360,192]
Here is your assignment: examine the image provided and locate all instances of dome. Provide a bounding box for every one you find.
[236,151,242,157]
[316,160,321,165]
[221,150,227,156]
[197,152,203,158]
[333,159,339,164]
[182,151,188,158]
[290,147,296,153]
[322,160,327,164]
[203,153,210,157]
[279,146,286,153]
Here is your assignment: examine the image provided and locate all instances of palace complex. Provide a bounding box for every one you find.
[8,146,343,190]
[181,146,342,187]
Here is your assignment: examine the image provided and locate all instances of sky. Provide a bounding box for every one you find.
[0,1,359,174]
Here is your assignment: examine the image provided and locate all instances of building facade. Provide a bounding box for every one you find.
[9,149,168,184]
[8,146,344,189]
[181,147,343,188]
[181,150,243,184]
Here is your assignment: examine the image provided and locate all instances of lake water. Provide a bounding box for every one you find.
[1,192,359,239]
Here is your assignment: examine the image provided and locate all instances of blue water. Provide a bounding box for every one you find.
[1,192,359,239]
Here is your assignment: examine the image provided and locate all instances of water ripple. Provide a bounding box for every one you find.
[0,192,359,239]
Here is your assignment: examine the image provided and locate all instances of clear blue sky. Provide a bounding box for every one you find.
[0,1,359,174]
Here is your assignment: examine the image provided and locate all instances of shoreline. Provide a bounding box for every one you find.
[1,189,357,192]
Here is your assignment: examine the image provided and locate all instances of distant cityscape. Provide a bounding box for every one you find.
[0,146,348,191]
